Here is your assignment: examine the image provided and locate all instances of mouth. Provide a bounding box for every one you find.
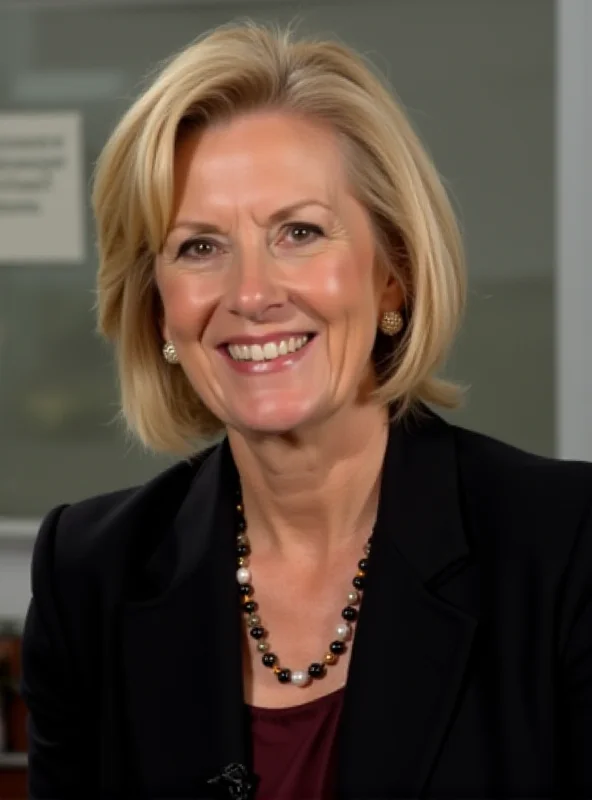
[223,333,316,364]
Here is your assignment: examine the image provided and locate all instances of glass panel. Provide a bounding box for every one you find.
[0,0,554,516]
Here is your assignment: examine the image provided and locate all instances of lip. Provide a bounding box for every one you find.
[219,331,315,347]
[218,333,317,375]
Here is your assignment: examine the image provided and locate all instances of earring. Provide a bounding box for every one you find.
[379,310,403,336]
[162,341,179,364]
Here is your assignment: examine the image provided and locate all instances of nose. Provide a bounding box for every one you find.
[225,241,286,322]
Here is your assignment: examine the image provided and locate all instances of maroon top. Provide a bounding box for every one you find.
[248,688,345,799]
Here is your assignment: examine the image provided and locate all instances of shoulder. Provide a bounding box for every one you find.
[450,422,592,556]
[31,442,221,588]
[452,422,592,498]
[447,423,592,661]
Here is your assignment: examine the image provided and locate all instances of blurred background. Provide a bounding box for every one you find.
[0,0,590,787]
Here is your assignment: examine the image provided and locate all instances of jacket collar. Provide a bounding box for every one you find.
[378,408,470,584]
[138,407,469,613]
[120,410,477,798]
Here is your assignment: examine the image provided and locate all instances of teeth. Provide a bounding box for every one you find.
[227,335,310,362]
[263,342,278,360]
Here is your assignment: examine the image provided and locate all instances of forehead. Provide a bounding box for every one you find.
[172,111,349,211]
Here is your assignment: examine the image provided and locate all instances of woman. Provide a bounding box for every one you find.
[21,22,592,800]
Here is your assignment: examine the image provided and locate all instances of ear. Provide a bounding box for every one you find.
[378,272,404,315]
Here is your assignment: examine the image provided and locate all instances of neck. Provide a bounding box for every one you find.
[227,401,390,558]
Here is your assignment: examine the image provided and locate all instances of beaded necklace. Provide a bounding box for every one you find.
[234,490,372,688]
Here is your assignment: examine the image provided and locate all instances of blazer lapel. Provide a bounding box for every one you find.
[120,442,251,798]
[338,412,478,798]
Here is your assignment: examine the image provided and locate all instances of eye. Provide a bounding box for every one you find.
[280,222,325,246]
[176,238,220,260]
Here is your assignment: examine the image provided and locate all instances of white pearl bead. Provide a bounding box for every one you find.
[347,590,360,605]
[291,670,310,687]
[336,622,352,641]
[236,567,251,584]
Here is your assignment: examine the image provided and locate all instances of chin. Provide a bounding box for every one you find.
[229,399,321,437]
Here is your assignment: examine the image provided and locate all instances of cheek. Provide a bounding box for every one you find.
[297,252,375,319]
[158,273,219,338]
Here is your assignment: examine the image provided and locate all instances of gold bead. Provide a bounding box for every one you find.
[356,569,366,578]
[162,341,179,364]
[379,310,404,336]
[237,557,248,568]
[272,665,282,675]
[324,652,337,665]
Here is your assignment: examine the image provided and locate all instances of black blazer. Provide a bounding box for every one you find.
[21,411,592,799]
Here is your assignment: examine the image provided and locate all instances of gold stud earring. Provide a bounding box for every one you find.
[162,341,179,364]
[379,311,403,336]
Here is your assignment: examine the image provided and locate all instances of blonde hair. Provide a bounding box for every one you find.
[93,22,466,454]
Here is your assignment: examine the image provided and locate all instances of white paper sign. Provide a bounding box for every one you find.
[0,113,84,263]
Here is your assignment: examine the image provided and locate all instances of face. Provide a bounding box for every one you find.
[155,110,401,435]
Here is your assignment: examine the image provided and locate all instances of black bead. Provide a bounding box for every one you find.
[262,653,277,668]
[330,640,346,655]
[277,669,291,684]
[237,518,246,533]
[308,662,326,679]
[249,626,265,640]
[243,600,258,614]
[238,584,252,597]
[237,543,251,558]
[353,575,366,590]
[358,558,369,572]
[342,605,358,622]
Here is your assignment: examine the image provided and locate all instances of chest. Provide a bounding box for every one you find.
[114,535,559,798]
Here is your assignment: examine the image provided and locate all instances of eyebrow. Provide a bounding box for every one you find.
[169,199,332,235]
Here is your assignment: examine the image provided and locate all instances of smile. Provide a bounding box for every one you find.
[226,335,313,363]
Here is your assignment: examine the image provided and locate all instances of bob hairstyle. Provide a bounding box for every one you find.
[93,22,466,454]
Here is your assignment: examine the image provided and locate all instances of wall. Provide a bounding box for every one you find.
[557,0,592,461]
